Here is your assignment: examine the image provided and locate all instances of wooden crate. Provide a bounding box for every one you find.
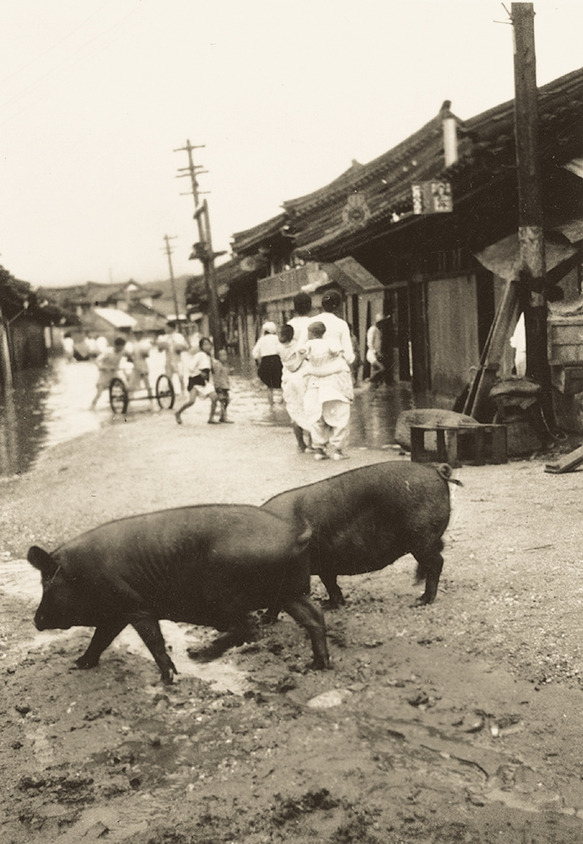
[410,424,507,467]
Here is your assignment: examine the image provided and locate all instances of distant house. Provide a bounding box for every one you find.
[0,267,69,388]
[140,276,190,325]
[80,307,137,343]
[40,279,168,343]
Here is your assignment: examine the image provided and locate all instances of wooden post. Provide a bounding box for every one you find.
[409,274,430,395]
[512,2,555,429]
[463,279,520,420]
[200,200,224,351]
[175,140,224,352]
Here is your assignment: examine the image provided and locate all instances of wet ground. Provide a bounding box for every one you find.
[2,367,583,841]
[0,351,412,477]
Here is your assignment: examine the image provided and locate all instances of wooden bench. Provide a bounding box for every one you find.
[410,424,507,467]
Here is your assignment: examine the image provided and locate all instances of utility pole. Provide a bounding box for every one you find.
[162,234,181,329]
[512,2,555,430]
[174,139,224,350]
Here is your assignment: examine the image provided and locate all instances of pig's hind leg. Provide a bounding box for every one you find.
[319,572,346,608]
[187,614,255,663]
[75,620,128,670]
[412,540,444,605]
[283,595,330,669]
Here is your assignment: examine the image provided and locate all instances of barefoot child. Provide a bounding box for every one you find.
[210,349,233,423]
[175,337,218,424]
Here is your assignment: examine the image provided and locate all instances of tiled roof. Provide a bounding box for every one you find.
[284,116,447,216]
[105,279,162,302]
[291,67,583,260]
[290,112,453,259]
[231,213,287,254]
[93,307,137,329]
[215,257,259,284]
[223,67,583,276]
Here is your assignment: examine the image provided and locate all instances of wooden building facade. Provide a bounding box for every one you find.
[221,67,583,412]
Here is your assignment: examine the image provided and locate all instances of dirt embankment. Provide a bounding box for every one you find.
[2,412,583,843]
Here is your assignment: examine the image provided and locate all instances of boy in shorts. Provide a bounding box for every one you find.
[174,337,218,424]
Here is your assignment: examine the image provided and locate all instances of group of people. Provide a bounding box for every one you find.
[82,292,385,460]
[63,331,109,364]
[252,289,355,461]
[174,340,232,425]
[86,325,232,424]
[153,325,233,424]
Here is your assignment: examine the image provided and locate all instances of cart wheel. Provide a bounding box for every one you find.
[109,377,129,414]
[156,374,175,410]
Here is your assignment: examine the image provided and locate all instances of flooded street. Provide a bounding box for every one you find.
[0,350,413,477]
[4,354,583,843]
[0,350,416,694]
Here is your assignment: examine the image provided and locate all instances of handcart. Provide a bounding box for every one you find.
[108,368,175,415]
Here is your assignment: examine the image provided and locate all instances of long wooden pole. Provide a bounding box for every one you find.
[163,234,181,329]
[175,140,224,350]
[200,201,224,351]
[512,2,555,428]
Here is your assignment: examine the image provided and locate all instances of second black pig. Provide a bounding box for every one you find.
[262,461,459,609]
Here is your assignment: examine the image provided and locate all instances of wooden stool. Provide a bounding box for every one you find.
[410,424,507,467]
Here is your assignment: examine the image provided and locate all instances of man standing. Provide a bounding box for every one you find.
[366,314,385,388]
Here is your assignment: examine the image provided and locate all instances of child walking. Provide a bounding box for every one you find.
[210,349,233,423]
[175,337,218,424]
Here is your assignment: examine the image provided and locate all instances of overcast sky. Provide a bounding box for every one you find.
[0,0,581,288]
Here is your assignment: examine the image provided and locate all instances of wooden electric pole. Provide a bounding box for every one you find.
[174,139,224,350]
[512,2,555,430]
[162,234,181,329]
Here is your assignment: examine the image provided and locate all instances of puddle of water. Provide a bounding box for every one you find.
[115,623,249,694]
[0,351,175,476]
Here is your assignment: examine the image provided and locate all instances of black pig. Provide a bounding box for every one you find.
[28,504,329,683]
[262,462,459,609]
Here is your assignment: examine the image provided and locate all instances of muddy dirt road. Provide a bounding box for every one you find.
[2,410,583,842]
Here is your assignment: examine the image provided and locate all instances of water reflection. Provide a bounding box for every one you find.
[351,383,415,448]
[0,358,101,476]
[0,350,417,477]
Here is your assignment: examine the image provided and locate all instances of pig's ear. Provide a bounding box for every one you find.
[27,546,58,576]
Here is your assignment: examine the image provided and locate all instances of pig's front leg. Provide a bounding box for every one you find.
[130,614,177,684]
[75,620,128,670]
